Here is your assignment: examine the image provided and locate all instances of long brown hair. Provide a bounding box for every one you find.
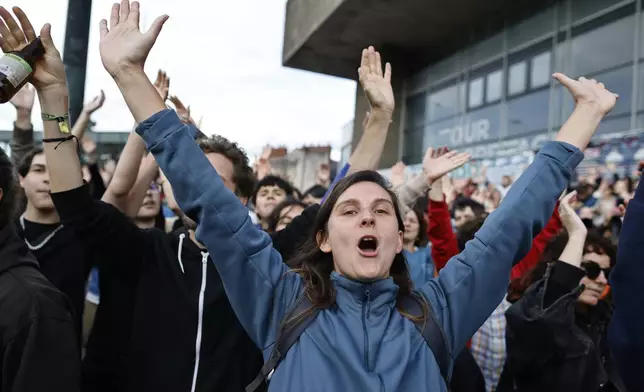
[286,170,428,326]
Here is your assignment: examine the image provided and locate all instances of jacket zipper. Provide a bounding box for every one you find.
[190,252,209,392]
[362,287,371,371]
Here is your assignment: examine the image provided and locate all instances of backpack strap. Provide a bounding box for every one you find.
[246,295,319,392]
[401,292,451,385]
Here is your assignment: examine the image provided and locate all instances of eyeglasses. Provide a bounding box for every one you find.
[580,260,611,280]
[150,183,162,192]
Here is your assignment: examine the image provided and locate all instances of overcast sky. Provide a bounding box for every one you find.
[0,0,357,159]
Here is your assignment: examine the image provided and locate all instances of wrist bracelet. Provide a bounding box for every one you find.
[41,113,71,134]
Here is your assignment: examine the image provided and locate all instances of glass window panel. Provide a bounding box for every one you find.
[596,114,631,135]
[507,89,550,137]
[571,15,635,76]
[593,65,632,117]
[572,0,627,24]
[508,61,527,96]
[468,77,484,109]
[508,8,556,50]
[552,85,575,128]
[469,33,503,66]
[405,94,427,128]
[486,69,503,103]
[403,128,424,165]
[428,84,459,122]
[636,63,644,111]
[431,105,501,148]
[530,51,552,88]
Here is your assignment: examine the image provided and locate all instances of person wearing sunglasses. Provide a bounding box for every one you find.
[499,191,624,392]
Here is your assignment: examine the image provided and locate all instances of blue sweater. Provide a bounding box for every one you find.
[608,178,644,391]
[404,246,435,288]
[137,109,583,391]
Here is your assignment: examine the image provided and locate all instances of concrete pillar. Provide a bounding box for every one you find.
[62,0,92,126]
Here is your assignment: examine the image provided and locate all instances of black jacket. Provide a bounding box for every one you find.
[51,185,319,392]
[14,216,94,340]
[0,225,81,391]
[501,261,626,392]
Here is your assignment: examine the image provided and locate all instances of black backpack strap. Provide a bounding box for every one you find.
[401,292,451,385]
[246,295,319,392]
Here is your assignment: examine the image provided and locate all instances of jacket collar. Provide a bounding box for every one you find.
[330,271,398,310]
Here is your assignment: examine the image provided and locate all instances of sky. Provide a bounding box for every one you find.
[0,0,357,159]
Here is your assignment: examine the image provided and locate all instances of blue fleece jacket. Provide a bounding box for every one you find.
[404,246,435,288]
[608,178,644,391]
[136,109,583,392]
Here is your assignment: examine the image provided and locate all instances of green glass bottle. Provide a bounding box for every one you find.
[0,37,44,103]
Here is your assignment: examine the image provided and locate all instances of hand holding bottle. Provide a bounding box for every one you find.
[99,0,168,79]
[0,6,66,96]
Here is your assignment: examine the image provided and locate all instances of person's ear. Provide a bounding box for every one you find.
[317,231,331,253]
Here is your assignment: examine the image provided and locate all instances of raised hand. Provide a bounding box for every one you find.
[422,147,471,184]
[553,73,619,115]
[559,191,587,235]
[0,6,66,92]
[255,147,272,181]
[358,46,394,115]
[83,90,105,114]
[390,161,406,187]
[168,95,194,124]
[10,84,35,111]
[154,70,169,101]
[99,0,168,78]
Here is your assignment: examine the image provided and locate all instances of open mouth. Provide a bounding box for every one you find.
[357,235,379,257]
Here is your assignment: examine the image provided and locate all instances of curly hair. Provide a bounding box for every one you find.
[197,136,255,200]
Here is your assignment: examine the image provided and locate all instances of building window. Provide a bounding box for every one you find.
[468,77,484,109]
[530,51,551,89]
[403,128,424,164]
[428,83,459,123]
[593,65,631,117]
[405,93,427,127]
[486,69,503,103]
[507,89,550,137]
[508,61,527,96]
[571,14,635,76]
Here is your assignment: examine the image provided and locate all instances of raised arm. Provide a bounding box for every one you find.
[99,0,302,349]
[9,6,147,278]
[102,70,169,214]
[347,47,394,173]
[71,90,105,140]
[9,85,36,167]
[609,175,644,391]
[419,74,616,355]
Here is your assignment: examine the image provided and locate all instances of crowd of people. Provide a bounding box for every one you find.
[0,1,643,391]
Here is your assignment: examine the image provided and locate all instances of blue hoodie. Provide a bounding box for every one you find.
[608,177,644,391]
[136,109,583,391]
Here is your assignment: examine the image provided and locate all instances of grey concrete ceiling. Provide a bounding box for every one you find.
[283,0,558,79]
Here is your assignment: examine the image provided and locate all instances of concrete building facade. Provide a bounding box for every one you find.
[283,0,644,178]
[265,145,332,192]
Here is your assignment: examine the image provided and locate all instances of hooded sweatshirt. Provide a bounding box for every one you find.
[50,175,320,392]
[0,225,81,391]
[138,109,583,391]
